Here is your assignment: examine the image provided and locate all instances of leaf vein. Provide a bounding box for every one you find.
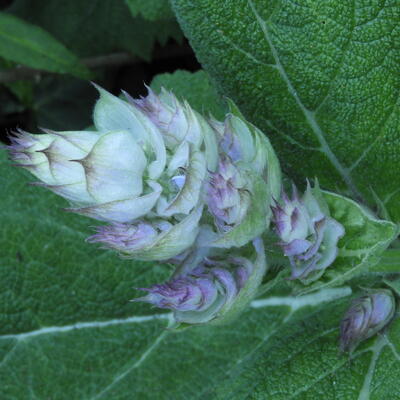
[247,0,364,202]
[91,317,172,400]
[0,313,171,341]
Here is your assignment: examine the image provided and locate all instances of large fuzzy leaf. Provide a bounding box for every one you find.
[171,0,400,221]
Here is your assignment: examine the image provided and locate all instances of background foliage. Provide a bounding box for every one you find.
[1,0,399,399]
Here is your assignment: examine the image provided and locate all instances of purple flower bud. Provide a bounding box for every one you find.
[135,274,218,312]
[272,183,345,281]
[134,255,256,324]
[128,87,203,150]
[340,290,395,352]
[87,221,159,252]
[207,158,250,232]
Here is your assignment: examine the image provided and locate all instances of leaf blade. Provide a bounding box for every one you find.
[0,12,90,78]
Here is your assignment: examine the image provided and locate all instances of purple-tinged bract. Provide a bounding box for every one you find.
[87,222,159,252]
[207,158,250,232]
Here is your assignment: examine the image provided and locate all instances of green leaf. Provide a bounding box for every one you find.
[217,296,400,400]
[293,191,398,294]
[171,0,400,221]
[150,69,226,119]
[125,0,175,21]
[0,12,89,78]
[8,0,182,60]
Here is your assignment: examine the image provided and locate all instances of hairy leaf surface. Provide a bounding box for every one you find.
[171,0,400,220]
[217,298,400,400]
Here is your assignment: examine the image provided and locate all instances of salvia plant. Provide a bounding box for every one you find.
[2,1,400,397]
[8,83,398,343]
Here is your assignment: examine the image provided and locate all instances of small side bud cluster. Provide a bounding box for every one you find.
[135,239,266,325]
[135,264,240,323]
[272,183,344,282]
[340,290,395,352]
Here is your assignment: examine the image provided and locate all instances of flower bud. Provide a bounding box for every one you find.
[340,290,395,352]
[272,182,345,282]
[135,262,241,323]
[135,238,267,325]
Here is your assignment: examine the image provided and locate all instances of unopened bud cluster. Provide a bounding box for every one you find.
[136,241,265,325]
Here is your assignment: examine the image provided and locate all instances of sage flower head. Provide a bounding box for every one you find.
[135,238,267,325]
[340,290,395,352]
[272,182,345,282]
[8,84,215,260]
